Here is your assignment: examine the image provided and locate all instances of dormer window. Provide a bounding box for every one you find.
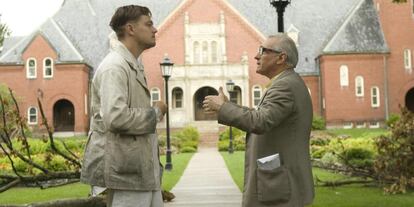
[26,58,37,79]
[287,25,300,46]
[43,58,53,78]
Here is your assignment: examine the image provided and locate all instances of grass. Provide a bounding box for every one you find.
[221,151,414,207]
[325,128,389,138]
[0,153,194,205]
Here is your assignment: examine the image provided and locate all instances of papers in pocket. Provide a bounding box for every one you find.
[257,153,281,170]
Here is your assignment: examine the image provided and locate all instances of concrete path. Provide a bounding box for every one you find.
[165,147,242,207]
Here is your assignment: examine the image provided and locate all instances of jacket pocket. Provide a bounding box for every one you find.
[109,135,143,175]
[256,166,291,203]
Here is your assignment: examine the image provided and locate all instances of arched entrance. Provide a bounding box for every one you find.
[405,87,414,112]
[194,87,218,121]
[53,99,75,132]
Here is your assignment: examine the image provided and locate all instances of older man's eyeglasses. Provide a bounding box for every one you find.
[258,46,282,56]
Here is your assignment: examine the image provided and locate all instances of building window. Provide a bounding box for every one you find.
[252,85,262,107]
[404,49,412,69]
[308,88,311,96]
[27,107,37,125]
[202,41,208,63]
[339,65,349,87]
[356,121,366,129]
[211,41,218,63]
[355,76,364,97]
[26,58,37,79]
[43,58,53,78]
[343,122,353,129]
[371,86,380,108]
[369,121,380,129]
[151,88,161,106]
[172,87,183,108]
[230,86,242,105]
[193,41,200,64]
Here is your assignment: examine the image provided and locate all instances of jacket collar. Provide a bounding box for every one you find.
[108,32,149,94]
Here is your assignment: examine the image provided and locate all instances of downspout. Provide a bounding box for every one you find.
[316,56,323,117]
[383,54,389,121]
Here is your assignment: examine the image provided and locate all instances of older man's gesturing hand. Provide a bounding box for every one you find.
[203,87,229,112]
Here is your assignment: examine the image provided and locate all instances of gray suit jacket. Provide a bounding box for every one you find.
[218,69,314,207]
[80,37,161,191]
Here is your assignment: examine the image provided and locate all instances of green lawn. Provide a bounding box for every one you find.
[0,153,194,205]
[221,151,414,207]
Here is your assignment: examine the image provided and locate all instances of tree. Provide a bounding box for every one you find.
[0,14,11,47]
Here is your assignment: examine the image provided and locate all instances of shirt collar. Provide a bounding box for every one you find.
[108,32,142,71]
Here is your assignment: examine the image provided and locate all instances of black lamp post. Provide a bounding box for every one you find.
[269,0,291,32]
[226,80,235,154]
[160,56,174,171]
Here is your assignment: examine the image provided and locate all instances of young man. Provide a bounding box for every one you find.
[203,34,314,207]
[81,5,167,207]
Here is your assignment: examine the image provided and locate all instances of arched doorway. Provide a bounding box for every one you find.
[194,87,218,120]
[229,86,242,105]
[53,99,75,132]
[405,87,414,112]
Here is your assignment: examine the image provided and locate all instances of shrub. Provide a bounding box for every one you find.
[180,146,196,153]
[219,127,245,141]
[341,147,374,169]
[175,126,199,142]
[386,113,400,128]
[312,116,326,130]
[375,107,414,194]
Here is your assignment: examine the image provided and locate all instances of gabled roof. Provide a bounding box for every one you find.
[1,0,389,73]
[0,18,84,64]
[322,0,389,54]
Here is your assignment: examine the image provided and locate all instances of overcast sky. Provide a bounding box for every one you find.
[0,0,64,36]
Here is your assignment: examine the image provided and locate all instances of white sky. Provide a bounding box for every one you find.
[0,0,64,36]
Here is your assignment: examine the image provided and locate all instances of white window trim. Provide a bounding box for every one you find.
[371,86,380,108]
[356,122,366,129]
[27,107,38,125]
[252,85,262,107]
[172,87,183,109]
[339,65,349,87]
[151,87,161,104]
[355,76,364,97]
[369,121,380,129]
[404,49,412,69]
[343,122,353,129]
[43,57,54,78]
[26,58,37,79]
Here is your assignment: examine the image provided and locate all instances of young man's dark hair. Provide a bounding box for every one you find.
[110,5,152,39]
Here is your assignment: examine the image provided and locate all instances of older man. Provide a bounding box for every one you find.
[81,5,167,207]
[203,34,314,207]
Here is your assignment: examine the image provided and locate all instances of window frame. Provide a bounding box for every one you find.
[404,49,412,70]
[43,57,54,78]
[172,87,183,109]
[252,85,262,107]
[26,58,37,79]
[371,86,380,108]
[150,88,161,106]
[27,107,38,125]
[355,76,364,97]
[339,65,349,87]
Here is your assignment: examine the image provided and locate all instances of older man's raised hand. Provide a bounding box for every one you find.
[202,87,229,112]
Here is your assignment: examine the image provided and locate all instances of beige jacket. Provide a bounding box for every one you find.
[218,69,314,207]
[80,35,161,191]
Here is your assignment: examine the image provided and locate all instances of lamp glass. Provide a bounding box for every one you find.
[226,80,235,92]
[160,57,174,77]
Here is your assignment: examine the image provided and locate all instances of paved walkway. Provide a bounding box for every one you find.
[165,147,242,207]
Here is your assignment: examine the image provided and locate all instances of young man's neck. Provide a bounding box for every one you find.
[120,38,144,59]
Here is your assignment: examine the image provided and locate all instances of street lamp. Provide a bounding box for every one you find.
[226,80,235,154]
[160,55,174,171]
[269,0,291,32]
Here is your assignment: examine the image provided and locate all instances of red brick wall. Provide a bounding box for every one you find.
[320,54,386,126]
[0,34,90,133]
[302,75,320,116]
[375,0,414,113]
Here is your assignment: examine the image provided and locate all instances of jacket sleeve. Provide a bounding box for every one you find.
[100,68,157,135]
[218,80,294,134]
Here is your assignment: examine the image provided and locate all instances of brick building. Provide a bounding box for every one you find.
[0,0,413,134]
